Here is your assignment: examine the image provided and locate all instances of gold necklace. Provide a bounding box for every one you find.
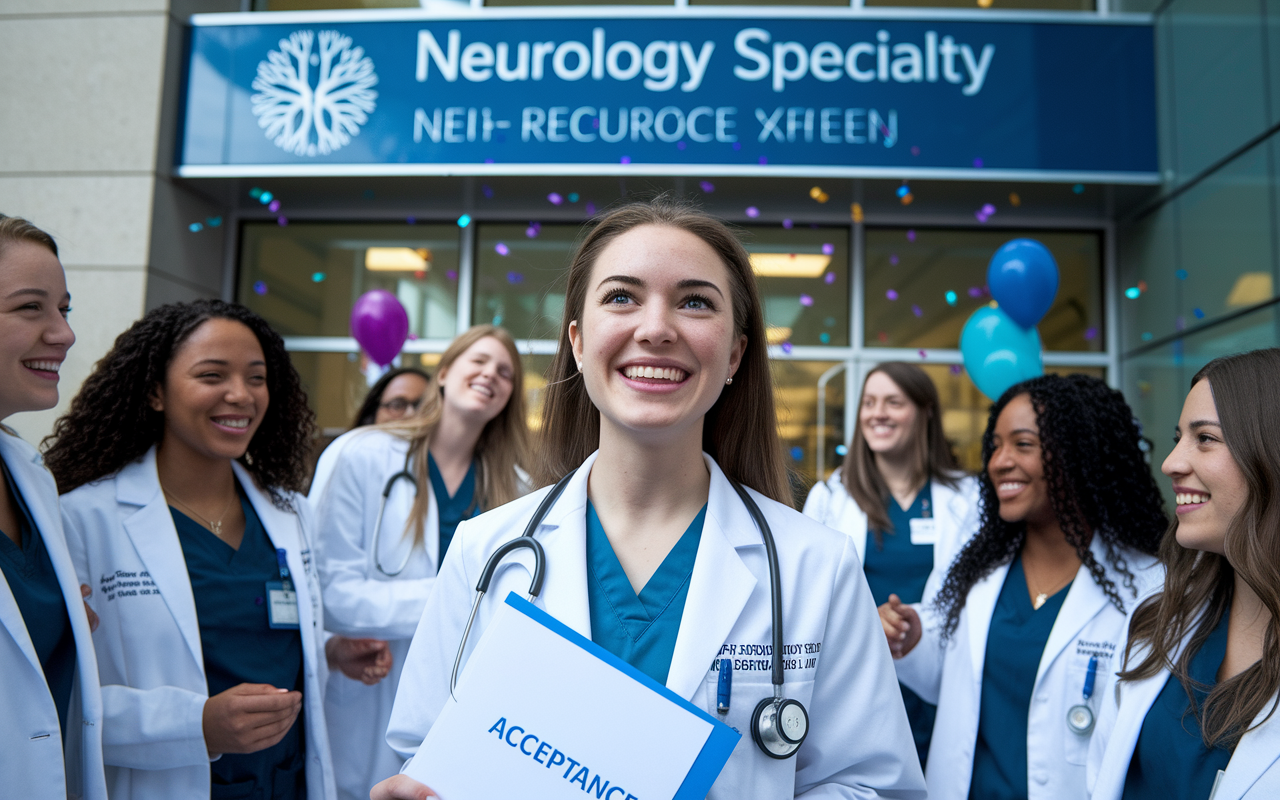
[1026,568,1074,610]
[164,486,237,538]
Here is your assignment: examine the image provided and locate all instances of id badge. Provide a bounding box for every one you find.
[909,518,938,545]
[266,581,300,629]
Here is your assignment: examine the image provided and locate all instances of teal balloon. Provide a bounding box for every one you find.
[987,239,1059,329]
[960,307,1044,400]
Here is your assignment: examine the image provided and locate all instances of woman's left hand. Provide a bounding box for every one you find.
[80,584,99,632]
[326,635,393,685]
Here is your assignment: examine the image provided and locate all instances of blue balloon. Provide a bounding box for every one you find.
[960,307,1044,400]
[987,239,1060,329]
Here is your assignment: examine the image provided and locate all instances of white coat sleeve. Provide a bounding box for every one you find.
[801,482,833,526]
[890,602,945,706]
[385,518,476,765]
[61,509,210,771]
[314,449,432,640]
[795,536,927,799]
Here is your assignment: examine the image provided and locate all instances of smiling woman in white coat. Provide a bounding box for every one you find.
[880,374,1167,800]
[372,199,926,800]
[803,361,978,767]
[45,300,360,800]
[0,215,107,800]
[1088,349,1280,800]
[309,324,531,800]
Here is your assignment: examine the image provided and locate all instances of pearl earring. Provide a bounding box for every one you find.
[725,377,733,385]
[577,362,583,372]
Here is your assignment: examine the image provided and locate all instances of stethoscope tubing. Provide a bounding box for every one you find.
[371,464,417,578]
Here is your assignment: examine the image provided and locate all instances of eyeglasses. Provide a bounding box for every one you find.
[379,397,423,414]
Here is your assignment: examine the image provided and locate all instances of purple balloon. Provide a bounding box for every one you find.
[350,290,409,367]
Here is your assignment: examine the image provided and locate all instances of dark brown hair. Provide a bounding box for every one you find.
[352,366,431,428]
[535,198,790,505]
[842,362,962,535]
[1121,349,1280,747]
[0,214,58,257]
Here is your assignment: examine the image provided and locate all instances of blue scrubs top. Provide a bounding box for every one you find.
[585,500,706,686]
[173,491,306,800]
[1122,608,1235,800]
[969,554,1072,800]
[863,482,937,767]
[427,454,478,563]
[0,460,75,744]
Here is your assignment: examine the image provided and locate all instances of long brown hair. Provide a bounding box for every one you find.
[842,362,962,535]
[380,325,530,544]
[535,198,790,505]
[0,214,58,257]
[1121,349,1280,747]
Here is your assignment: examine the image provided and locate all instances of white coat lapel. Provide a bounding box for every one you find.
[117,448,205,671]
[666,458,758,700]
[967,563,1009,678]
[1036,538,1110,685]
[528,453,595,639]
[0,438,50,679]
[1218,693,1280,799]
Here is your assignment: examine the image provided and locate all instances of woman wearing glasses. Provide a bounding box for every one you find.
[308,325,531,800]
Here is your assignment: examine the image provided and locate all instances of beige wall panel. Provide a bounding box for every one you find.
[0,1,166,15]
[0,14,167,173]
[0,175,155,267]
[8,267,147,446]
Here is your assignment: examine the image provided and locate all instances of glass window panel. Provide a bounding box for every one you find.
[864,0,1091,7]
[1123,306,1278,509]
[1166,0,1269,183]
[746,225,850,348]
[772,360,847,507]
[239,222,460,340]
[474,223,576,341]
[864,228,1103,352]
[254,0,417,9]
[1118,198,1178,353]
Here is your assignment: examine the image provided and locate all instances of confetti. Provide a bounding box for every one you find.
[482,185,494,198]
[824,316,836,327]
[1193,307,1205,318]
[700,181,715,193]
[816,191,830,203]
[973,158,984,168]
[457,214,472,228]
[568,193,580,202]
[810,186,825,200]
[1125,287,1141,299]
[620,155,631,164]
[745,206,760,218]
[249,187,263,198]
[414,270,426,280]
[206,217,223,228]
[835,444,848,456]
[446,269,458,281]
[820,332,831,343]
[548,193,564,205]
[268,200,281,212]
[877,331,888,342]
[890,254,899,265]
[506,271,524,284]
[732,142,742,150]
[1072,184,1085,194]
[408,333,418,341]
[493,314,504,326]
[1084,327,1098,340]
[910,146,920,156]
[188,222,203,232]
[822,243,834,255]
[946,291,958,305]
[912,305,923,317]
[1141,332,1153,341]
[1138,280,1148,292]
[1176,269,1188,280]
[907,230,916,242]
[260,191,274,204]
[1009,193,1021,207]
[886,289,899,300]
[311,272,325,282]
[677,141,687,151]
[783,219,793,229]
[824,272,836,285]
[586,202,596,215]
[1176,316,1186,331]
[495,242,510,256]
[918,349,927,359]
[277,216,288,226]
[896,185,910,198]
[406,216,416,224]
[253,280,267,295]
[950,364,963,375]
[851,203,864,223]
[1138,380,1152,395]
[968,286,984,298]
[978,0,994,7]
[900,193,914,206]
[781,341,793,353]
[758,156,768,165]
[799,294,814,307]
[790,446,804,461]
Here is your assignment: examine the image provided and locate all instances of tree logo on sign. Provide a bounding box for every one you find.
[251,30,378,157]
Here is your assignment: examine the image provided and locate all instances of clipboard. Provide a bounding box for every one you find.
[405,592,741,799]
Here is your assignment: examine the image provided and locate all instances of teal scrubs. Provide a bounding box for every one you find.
[585,501,705,686]
[0,460,75,744]
[969,554,1072,800]
[427,454,478,562]
[173,491,306,800]
[1122,608,1234,800]
[862,483,936,766]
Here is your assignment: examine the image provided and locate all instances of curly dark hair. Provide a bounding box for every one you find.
[43,300,315,507]
[933,373,1167,639]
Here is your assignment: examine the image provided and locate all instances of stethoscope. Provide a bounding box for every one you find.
[449,468,810,760]
[1066,654,1099,734]
[370,453,417,577]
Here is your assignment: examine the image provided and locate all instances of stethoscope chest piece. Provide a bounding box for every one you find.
[1066,704,1095,735]
[751,696,809,759]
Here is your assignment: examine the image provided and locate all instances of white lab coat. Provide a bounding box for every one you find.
[1088,609,1280,800]
[0,432,107,800]
[60,446,336,800]
[386,451,927,799]
[802,471,980,606]
[893,535,1163,800]
[308,428,441,800]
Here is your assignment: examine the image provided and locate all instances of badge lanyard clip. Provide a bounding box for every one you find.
[1066,654,1098,734]
[267,547,301,630]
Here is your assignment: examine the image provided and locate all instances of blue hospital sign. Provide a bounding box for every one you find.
[180,10,1157,180]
